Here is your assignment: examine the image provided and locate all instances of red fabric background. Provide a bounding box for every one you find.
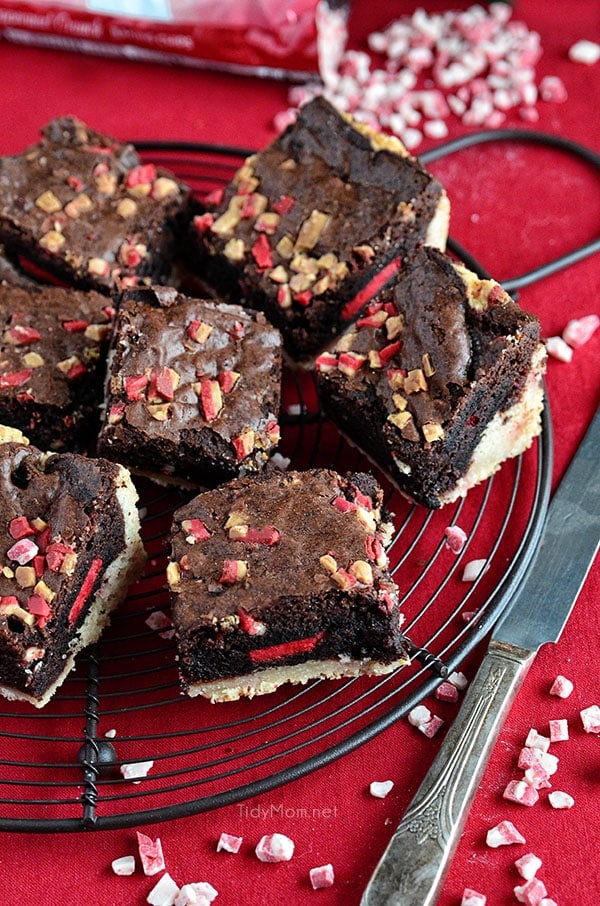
[0,1,598,904]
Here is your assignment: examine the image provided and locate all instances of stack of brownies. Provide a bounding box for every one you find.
[0,101,545,706]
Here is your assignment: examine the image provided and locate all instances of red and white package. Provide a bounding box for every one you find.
[0,0,350,79]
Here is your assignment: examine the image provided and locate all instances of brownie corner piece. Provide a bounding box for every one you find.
[189,96,449,362]
[167,468,409,703]
[97,285,283,487]
[0,116,194,293]
[0,429,146,708]
[315,246,546,508]
[0,283,114,451]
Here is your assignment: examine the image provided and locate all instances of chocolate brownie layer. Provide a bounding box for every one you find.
[0,284,113,450]
[190,97,449,362]
[315,247,546,508]
[0,427,145,707]
[98,285,282,487]
[0,244,37,288]
[0,117,194,293]
[168,469,409,702]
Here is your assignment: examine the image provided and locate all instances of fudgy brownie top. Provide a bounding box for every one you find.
[316,246,541,443]
[0,116,190,291]
[194,97,446,316]
[101,285,282,460]
[169,468,397,632]
[0,439,127,650]
[0,284,113,409]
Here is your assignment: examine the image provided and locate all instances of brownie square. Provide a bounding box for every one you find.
[315,247,546,508]
[190,97,449,362]
[167,468,409,702]
[0,116,194,293]
[0,284,114,451]
[97,285,282,487]
[0,427,145,708]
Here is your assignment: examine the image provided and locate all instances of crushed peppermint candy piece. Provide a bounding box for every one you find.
[568,39,600,65]
[545,336,573,362]
[370,780,394,799]
[419,715,444,738]
[580,704,600,733]
[523,762,552,791]
[503,779,539,807]
[309,863,335,889]
[486,819,526,848]
[147,872,180,906]
[105,728,117,738]
[524,728,551,752]
[299,2,562,152]
[435,681,459,702]
[539,900,558,906]
[548,790,575,809]
[444,524,467,554]
[549,718,569,743]
[514,853,543,881]
[174,882,218,905]
[217,832,243,853]
[562,314,600,348]
[448,671,469,690]
[514,877,548,905]
[539,75,567,103]
[517,748,558,775]
[461,890,487,906]
[408,705,432,727]
[111,855,136,876]
[120,760,154,782]
[461,559,489,582]
[137,832,166,876]
[255,833,295,862]
[145,610,175,639]
[549,674,573,698]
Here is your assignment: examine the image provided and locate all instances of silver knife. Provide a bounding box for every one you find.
[361,406,600,906]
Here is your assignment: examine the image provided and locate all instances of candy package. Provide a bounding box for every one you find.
[0,0,350,79]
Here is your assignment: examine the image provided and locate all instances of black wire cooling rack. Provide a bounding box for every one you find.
[1,129,599,833]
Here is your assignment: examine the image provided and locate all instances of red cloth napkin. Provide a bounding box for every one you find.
[0,2,598,904]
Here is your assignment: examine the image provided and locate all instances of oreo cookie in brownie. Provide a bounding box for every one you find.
[97,285,282,487]
[0,116,194,293]
[190,97,449,363]
[0,427,145,708]
[167,468,409,702]
[315,246,546,508]
[0,284,114,451]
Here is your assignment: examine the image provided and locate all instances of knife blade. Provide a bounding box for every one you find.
[361,406,600,906]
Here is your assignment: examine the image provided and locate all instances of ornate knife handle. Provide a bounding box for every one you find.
[361,641,535,906]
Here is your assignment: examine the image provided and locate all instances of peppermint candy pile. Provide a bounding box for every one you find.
[278,3,570,150]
